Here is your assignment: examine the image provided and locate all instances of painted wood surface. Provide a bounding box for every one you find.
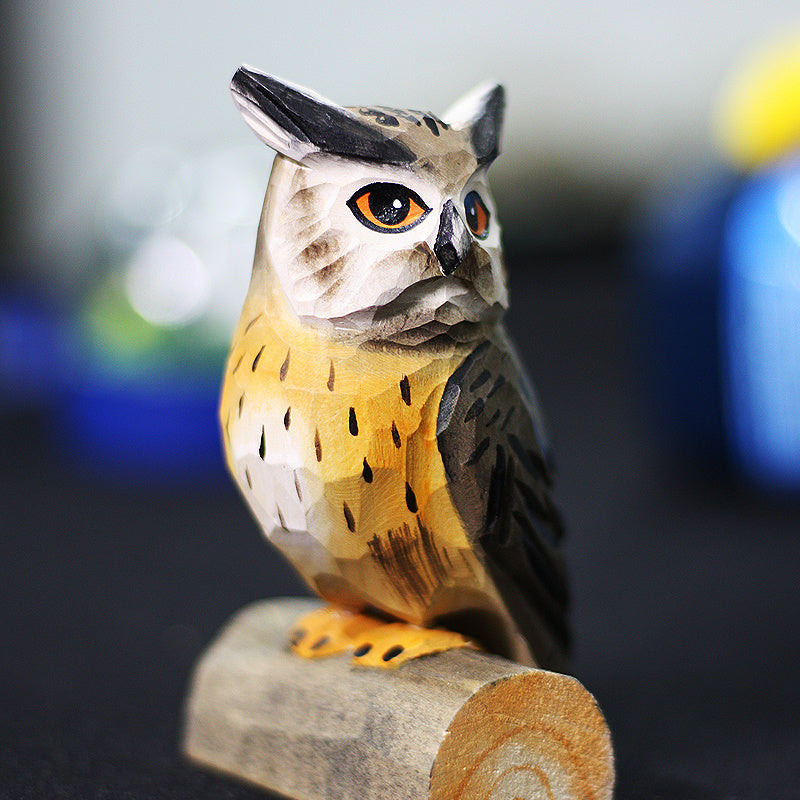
[218,67,572,670]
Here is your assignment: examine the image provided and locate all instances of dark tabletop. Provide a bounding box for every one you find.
[2,258,799,799]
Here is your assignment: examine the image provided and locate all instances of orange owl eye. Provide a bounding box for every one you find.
[464,190,490,239]
[347,183,431,233]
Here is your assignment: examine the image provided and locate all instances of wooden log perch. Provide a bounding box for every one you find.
[183,598,614,800]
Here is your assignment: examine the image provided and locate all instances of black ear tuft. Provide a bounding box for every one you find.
[442,83,505,165]
[231,67,415,165]
[469,85,504,165]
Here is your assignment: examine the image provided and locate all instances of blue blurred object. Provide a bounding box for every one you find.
[0,283,228,485]
[48,147,264,486]
[0,290,74,411]
[632,168,741,468]
[59,371,226,485]
[722,153,800,492]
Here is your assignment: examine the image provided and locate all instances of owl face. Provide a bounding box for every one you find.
[232,68,508,343]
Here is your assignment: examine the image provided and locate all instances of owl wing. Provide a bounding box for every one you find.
[436,335,570,670]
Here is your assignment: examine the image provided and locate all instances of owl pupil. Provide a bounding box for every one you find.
[369,185,410,226]
[464,190,489,238]
[465,196,479,230]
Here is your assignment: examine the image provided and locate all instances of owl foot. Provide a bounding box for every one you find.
[289,606,478,668]
[289,606,384,659]
[349,621,477,668]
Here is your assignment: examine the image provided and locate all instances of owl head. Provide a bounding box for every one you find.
[232,66,508,345]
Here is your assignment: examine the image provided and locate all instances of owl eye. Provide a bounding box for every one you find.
[347,182,431,233]
[464,190,490,239]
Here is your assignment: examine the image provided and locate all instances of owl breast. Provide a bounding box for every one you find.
[220,303,511,630]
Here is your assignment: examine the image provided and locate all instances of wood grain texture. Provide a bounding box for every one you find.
[183,598,614,800]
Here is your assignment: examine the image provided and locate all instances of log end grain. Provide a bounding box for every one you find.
[183,599,614,800]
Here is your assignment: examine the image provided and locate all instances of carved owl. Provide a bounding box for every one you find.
[220,66,569,669]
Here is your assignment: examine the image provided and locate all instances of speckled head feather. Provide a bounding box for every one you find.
[230,67,508,343]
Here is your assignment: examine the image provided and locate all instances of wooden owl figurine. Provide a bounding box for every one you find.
[221,66,569,670]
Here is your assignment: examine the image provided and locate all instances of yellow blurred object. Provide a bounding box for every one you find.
[715,28,800,168]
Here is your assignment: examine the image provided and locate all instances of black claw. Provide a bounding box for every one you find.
[382,645,404,661]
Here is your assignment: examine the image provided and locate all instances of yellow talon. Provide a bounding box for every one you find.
[351,622,477,668]
[289,606,384,658]
[288,605,477,668]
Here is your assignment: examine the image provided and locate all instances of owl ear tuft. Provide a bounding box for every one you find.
[442,82,505,165]
[231,67,414,165]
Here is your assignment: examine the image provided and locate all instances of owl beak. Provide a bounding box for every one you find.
[434,200,472,276]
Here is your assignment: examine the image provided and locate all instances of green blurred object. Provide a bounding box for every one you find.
[57,147,267,483]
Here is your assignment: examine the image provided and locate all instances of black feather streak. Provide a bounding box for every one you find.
[514,477,548,520]
[367,517,447,604]
[399,375,411,406]
[486,445,506,532]
[391,422,401,448]
[528,448,550,481]
[243,314,262,334]
[280,348,291,381]
[486,375,506,398]
[276,505,287,530]
[469,370,491,391]
[294,471,303,502]
[314,428,322,461]
[466,437,490,466]
[349,407,358,436]
[252,345,265,371]
[362,457,373,483]
[343,501,356,532]
[422,116,440,136]
[405,482,418,513]
[508,433,537,476]
[464,398,485,422]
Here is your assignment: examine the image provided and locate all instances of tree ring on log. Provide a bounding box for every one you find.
[429,670,614,800]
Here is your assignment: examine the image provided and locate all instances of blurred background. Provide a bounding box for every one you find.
[2,1,800,798]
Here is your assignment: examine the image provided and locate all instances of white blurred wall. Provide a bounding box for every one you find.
[14,0,800,257]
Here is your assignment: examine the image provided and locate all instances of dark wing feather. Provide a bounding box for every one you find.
[437,336,570,670]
